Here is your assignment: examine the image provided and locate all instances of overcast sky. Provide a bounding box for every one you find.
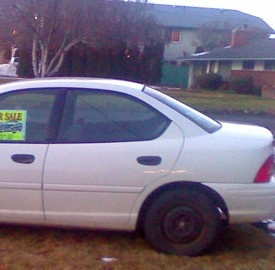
[148,0,275,29]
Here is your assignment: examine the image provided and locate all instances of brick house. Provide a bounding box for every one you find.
[184,27,275,93]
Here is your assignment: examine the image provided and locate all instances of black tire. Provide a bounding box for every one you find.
[143,188,221,256]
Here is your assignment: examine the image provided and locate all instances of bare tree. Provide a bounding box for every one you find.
[3,0,107,77]
[0,0,17,60]
[0,0,162,78]
[98,0,160,57]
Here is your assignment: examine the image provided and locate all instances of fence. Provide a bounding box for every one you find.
[161,63,189,88]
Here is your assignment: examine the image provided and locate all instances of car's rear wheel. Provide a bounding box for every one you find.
[143,189,221,256]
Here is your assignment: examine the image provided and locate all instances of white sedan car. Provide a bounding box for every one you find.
[0,78,274,256]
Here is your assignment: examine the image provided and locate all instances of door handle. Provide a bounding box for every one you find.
[11,154,35,164]
[137,156,162,166]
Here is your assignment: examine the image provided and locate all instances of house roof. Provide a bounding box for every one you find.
[148,4,273,33]
[185,38,275,61]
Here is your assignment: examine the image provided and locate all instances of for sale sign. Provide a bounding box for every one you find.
[0,110,27,141]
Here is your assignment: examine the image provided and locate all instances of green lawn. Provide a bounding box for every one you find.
[1,78,274,115]
[161,89,275,115]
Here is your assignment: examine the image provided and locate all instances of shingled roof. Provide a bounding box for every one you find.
[148,4,273,33]
[186,38,275,61]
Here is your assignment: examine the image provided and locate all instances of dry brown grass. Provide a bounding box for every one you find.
[0,224,274,270]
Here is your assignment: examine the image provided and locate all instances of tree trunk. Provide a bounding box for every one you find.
[32,36,39,77]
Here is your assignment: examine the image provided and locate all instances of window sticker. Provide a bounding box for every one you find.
[0,110,27,141]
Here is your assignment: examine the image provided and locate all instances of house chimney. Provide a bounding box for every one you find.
[230,25,249,48]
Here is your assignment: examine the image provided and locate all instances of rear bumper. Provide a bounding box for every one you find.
[206,176,275,224]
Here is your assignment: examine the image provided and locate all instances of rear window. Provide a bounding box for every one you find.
[144,87,221,133]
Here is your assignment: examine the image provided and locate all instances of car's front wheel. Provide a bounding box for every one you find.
[143,188,221,256]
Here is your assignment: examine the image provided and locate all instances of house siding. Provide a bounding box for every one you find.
[164,29,200,60]
[218,61,232,80]
[190,62,207,87]
[191,61,232,85]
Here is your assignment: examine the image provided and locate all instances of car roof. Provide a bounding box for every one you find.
[0,77,145,94]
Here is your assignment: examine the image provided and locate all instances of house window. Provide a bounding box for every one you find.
[264,60,275,70]
[171,30,181,42]
[242,60,255,70]
[163,29,181,43]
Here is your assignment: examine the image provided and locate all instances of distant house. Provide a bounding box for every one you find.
[147,4,274,87]
[184,27,275,90]
[148,4,273,62]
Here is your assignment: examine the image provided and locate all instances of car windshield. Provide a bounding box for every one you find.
[144,87,221,133]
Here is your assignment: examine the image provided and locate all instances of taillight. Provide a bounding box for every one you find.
[254,155,274,183]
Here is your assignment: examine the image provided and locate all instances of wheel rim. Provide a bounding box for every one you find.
[162,205,205,244]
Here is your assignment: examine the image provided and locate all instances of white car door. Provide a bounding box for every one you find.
[43,89,184,227]
[0,89,57,222]
[0,144,48,222]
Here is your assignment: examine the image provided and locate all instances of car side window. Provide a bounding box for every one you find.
[58,89,171,143]
[0,90,56,142]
